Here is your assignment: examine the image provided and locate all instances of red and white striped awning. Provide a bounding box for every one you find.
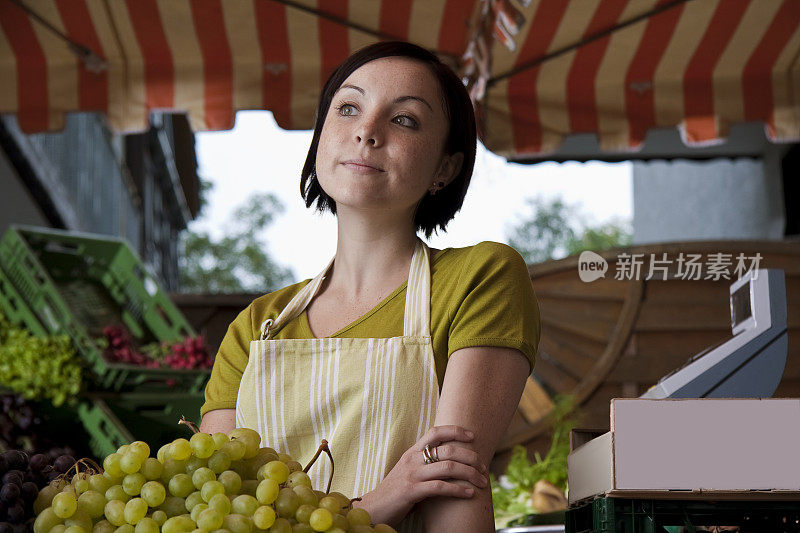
[1,0,798,159]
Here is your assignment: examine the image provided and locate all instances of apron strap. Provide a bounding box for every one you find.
[403,239,431,337]
[260,256,334,340]
[260,238,431,340]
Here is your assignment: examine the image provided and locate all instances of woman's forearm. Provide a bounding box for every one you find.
[198,408,236,434]
[420,483,494,532]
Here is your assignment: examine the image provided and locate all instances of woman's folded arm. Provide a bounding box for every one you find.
[419,345,530,532]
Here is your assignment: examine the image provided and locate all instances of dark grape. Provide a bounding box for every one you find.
[0,456,6,476]
[1,472,21,488]
[0,484,19,504]
[0,523,11,533]
[27,454,46,473]
[53,455,75,474]
[10,524,24,533]
[4,503,22,524]
[3,452,26,472]
[18,483,36,504]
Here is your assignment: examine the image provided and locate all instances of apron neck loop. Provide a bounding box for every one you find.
[261,257,333,340]
[261,238,432,340]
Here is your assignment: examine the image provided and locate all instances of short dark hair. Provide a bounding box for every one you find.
[300,41,477,238]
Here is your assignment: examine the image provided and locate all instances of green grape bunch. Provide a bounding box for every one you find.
[0,312,82,406]
[34,428,399,533]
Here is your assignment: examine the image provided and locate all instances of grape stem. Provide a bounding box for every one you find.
[303,439,334,494]
[59,457,102,483]
[178,415,201,434]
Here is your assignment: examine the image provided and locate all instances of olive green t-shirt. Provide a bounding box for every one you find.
[201,241,540,417]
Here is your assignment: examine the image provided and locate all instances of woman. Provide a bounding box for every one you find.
[199,41,540,531]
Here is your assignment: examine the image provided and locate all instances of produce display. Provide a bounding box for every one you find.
[0,313,82,407]
[491,395,574,529]
[100,326,213,370]
[32,428,398,533]
[0,449,79,533]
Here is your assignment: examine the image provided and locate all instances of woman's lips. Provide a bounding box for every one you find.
[341,160,385,173]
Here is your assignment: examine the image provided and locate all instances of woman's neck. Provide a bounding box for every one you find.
[325,208,419,300]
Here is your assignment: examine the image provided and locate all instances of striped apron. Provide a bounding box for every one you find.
[235,238,439,531]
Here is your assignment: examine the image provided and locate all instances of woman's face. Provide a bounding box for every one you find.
[315,57,458,218]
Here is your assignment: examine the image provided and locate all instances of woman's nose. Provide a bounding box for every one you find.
[355,118,383,147]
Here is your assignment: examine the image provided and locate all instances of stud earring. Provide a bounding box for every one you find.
[429,181,445,195]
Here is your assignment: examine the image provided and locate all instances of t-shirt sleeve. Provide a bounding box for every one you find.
[447,242,540,372]
[200,304,254,418]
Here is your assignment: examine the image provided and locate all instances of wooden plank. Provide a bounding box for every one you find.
[517,377,555,424]
[787,277,800,328]
[545,331,606,360]
[577,383,628,431]
[532,353,579,395]
[632,330,731,356]
[635,301,730,331]
[608,330,729,383]
[499,410,530,445]
[541,312,613,345]
[527,241,800,280]
[752,257,800,275]
[532,289,627,302]
[610,332,799,384]
[642,280,728,304]
[771,333,800,379]
[539,335,598,378]
[532,272,632,301]
[775,377,800,398]
[537,296,622,324]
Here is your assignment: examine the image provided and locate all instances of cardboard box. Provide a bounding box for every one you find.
[567,398,800,505]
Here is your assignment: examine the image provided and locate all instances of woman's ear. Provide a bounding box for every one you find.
[438,152,464,186]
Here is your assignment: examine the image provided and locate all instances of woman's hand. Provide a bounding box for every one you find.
[352,425,489,526]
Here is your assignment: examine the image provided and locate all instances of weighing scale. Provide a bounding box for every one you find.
[640,268,788,399]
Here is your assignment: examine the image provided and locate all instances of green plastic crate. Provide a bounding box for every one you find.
[0,225,209,393]
[76,398,136,459]
[50,393,204,459]
[0,267,47,336]
[565,496,800,533]
[84,392,205,456]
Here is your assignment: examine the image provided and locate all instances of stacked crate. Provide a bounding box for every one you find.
[0,225,211,457]
[565,497,800,533]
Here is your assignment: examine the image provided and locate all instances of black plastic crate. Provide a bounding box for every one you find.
[566,497,800,533]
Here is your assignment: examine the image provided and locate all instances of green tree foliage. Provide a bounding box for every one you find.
[179,191,294,293]
[507,196,632,264]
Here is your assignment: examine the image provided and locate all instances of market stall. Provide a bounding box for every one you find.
[1,0,799,532]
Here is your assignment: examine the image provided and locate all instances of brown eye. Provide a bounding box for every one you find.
[337,104,358,116]
[392,115,418,128]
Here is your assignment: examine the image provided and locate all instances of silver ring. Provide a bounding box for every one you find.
[423,444,439,464]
